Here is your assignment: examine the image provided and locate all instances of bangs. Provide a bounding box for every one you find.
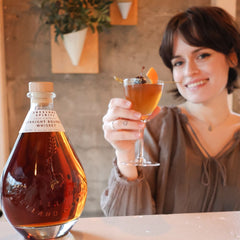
[159,6,240,99]
[177,15,207,47]
[178,9,229,52]
[159,7,236,70]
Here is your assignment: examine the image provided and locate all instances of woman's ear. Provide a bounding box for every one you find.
[228,51,238,68]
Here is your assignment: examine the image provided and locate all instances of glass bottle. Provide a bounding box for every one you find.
[0,82,87,239]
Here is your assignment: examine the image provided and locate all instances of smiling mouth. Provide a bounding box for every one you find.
[185,80,208,88]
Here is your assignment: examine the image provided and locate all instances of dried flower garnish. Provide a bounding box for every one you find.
[114,66,147,84]
[114,76,123,83]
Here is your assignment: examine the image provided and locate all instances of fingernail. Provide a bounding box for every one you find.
[134,113,141,119]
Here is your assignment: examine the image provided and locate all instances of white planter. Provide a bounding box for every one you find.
[117,1,132,19]
[63,28,88,66]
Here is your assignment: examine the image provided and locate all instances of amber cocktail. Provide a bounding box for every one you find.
[124,80,163,121]
[123,78,164,166]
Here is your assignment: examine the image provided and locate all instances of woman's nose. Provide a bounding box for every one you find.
[185,60,199,76]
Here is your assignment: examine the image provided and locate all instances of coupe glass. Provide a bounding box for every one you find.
[123,78,164,166]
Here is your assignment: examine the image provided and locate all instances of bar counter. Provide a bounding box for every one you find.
[1,211,240,240]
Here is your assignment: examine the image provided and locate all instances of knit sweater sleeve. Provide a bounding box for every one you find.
[100,158,156,216]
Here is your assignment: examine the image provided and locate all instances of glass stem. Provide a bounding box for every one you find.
[137,121,146,164]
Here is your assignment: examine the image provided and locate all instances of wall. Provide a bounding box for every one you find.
[3,0,239,217]
[0,0,9,174]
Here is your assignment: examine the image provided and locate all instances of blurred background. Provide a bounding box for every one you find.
[0,0,240,217]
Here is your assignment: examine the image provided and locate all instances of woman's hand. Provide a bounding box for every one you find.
[102,98,144,154]
[102,98,160,180]
[102,98,144,179]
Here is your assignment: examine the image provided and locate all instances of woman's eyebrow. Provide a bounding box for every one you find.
[171,47,207,60]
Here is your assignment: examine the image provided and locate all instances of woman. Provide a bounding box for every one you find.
[101,6,240,216]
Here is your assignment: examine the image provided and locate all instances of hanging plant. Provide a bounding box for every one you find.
[33,0,113,42]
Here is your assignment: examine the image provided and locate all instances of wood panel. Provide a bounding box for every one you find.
[110,0,138,25]
[51,27,99,74]
[0,0,9,173]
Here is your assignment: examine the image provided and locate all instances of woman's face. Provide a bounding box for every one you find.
[171,34,231,104]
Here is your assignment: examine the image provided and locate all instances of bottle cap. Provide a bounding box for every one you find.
[29,82,54,92]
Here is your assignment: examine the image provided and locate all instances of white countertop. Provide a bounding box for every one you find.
[1,211,240,240]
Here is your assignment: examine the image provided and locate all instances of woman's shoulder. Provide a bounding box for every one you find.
[229,111,240,132]
[227,111,240,127]
[231,111,240,120]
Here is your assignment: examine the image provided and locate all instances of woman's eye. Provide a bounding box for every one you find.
[198,53,211,60]
[172,61,183,67]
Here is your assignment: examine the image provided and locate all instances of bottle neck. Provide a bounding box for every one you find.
[27,92,56,110]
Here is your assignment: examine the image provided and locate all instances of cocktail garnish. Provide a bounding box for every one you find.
[114,66,151,84]
[134,76,147,84]
[146,67,158,84]
[134,66,147,84]
[114,76,123,83]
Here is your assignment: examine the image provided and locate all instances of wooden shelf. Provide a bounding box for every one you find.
[110,0,138,25]
[50,27,99,74]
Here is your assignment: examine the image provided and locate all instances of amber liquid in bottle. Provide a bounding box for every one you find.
[1,131,87,228]
[0,82,87,239]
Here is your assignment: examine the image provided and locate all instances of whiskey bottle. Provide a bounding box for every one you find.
[0,82,87,239]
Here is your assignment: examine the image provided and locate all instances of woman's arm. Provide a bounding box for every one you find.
[100,158,156,216]
[101,102,166,216]
[101,115,163,216]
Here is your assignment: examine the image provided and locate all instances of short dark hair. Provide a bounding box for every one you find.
[159,6,240,98]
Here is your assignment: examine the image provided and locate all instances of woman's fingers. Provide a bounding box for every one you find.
[109,119,145,131]
[103,98,141,123]
[102,119,144,142]
[108,98,131,109]
[102,98,146,146]
[105,107,141,122]
[104,129,141,142]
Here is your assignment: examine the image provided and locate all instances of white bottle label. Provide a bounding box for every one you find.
[19,110,65,133]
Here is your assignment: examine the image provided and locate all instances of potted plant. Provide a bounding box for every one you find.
[33,0,113,65]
